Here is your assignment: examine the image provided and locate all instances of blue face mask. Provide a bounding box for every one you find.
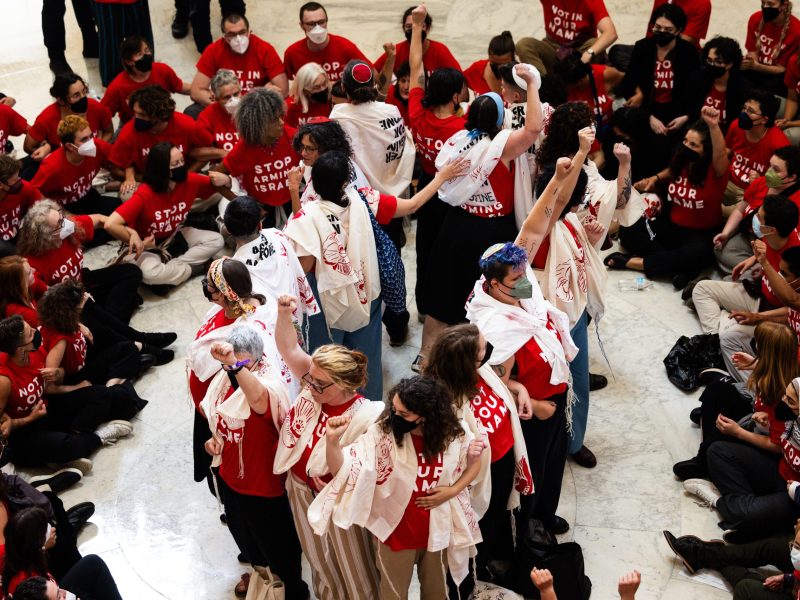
[752,213,773,239]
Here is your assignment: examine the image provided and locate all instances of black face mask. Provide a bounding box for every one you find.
[775,400,796,422]
[20,330,42,352]
[134,54,154,72]
[479,341,494,367]
[653,31,676,47]
[69,96,88,113]
[134,117,155,132]
[762,6,781,21]
[563,65,588,85]
[679,145,702,162]
[404,29,427,44]
[390,411,419,435]
[489,62,501,78]
[201,277,214,301]
[170,165,188,183]
[703,63,727,80]
[309,90,329,104]
[738,112,756,130]
[5,179,22,194]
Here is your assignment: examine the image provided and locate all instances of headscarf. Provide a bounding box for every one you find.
[208,257,256,315]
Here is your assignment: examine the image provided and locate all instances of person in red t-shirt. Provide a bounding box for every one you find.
[284,2,372,83]
[373,6,462,78]
[197,69,241,154]
[742,0,800,95]
[557,52,623,136]
[221,88,298,226]
[685,37,745,134]
[0,256,45,328]
[0,155,42,253]
[190,12,288,113]
[648,0,711,46]
[101,35,188,124]
[777,52,800,143]
[203,329,309,600]
[0,104,29,156]
[616,107,729,288]
[285,62,332,128]
[516,0,618,75]
[31,115,120,224]
[24,73,113,167]
[106,142,227,289]
[91,0,154,88]
[109,85,218,200]
[724,90,790,205]
[385,60,412,128]
[464,31,516,96]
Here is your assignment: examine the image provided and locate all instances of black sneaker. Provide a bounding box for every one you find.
[138,332,178,349]
[672,457,707,481]
[29,468,82,494]
[589,373,608,391]
[142,344,174,366]
[147,284,173,297]
[172,15,190,39]
[570,445,597,468]
[545,515,570,535]
[672,273,689,291]
[689,406,701,425]
[66,501,95,533]
[698,368,731,387]
[723,528,765,544]
[663,530,715,574]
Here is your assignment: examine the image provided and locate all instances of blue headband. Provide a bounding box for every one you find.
[485,92,505,128]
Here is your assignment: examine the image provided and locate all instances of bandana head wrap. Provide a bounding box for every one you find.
[208,257,256,315]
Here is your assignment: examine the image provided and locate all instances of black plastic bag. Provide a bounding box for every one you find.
[663,333,725,392]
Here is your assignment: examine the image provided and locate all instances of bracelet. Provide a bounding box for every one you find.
[222,364,244,374]
[654,175,660,182]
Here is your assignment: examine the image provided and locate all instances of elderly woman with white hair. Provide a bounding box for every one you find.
[201,324,308,600]
[285,62,333,128]
[197,69,242,154]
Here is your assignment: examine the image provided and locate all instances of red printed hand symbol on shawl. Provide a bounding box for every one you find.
[375,432,394,484]
[514,456,534,495]
[322,232,351,276]
[281,394,315,449]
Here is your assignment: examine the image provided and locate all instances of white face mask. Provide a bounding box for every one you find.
[63,592,78,600]
[59,218,75,240]
[792,547,800,570]
[306,25,328,44]
[224,95,241,115]
[76,137,97,158]
[228,34,250,54]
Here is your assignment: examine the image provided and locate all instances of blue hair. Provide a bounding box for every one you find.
[479,242,528,281]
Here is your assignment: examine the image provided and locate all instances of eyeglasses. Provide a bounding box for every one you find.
[223,29,248,40]
[302,372,334,394]
[300,144,319,153]
[705,58,728,67]
[651,26,677,34]
[302,18,327,28]
[52,215,66,233]
[742,106,763,117]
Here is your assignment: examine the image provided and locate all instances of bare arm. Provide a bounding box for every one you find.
[266,73,289,98]
[393,157,468,217]
[756,241,800,309]
[502,69,543,161]
[230,366,271,414]
[275,295,313,381]
[409,7,426,91]
[190,72,214,107]
[592,16,618,55]
[378,44,397,98]
[614,143,632,209]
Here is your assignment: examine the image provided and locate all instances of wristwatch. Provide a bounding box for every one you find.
[586,49,595,57]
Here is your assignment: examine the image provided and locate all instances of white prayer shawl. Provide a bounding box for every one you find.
[330,101,415,197]
[477,364,535,510]
[456,402,492,519]
[273,387,383,477]
[299,161,370,206]
[465,268,577,385]
[541,212,609,327]
[233,228,319,319]
[185,302,299,399]
[578,160,646,251]
[307,421,481,584]
[284,188,380,332]
[200,361,292,477]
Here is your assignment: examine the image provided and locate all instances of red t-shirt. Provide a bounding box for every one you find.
[27,216,94,287]
[746,12,800,67]
[784,54,800,93]
[652,58,675,104]
[515,320,568,399]
[110,112,213,173]
[384,434,443,551]
[374,40,461,78]
[197,102,239,151]
[29,99,112,149]
[542,0,609,45]
[704,84,728,126]
[386,85,411,128]
[762,230,800,305]
[115,172,215,240]
[217,386,285,497]
[101,63,183,123]
[780,428,800,482]
[470,378,514,462]
[725,122,790,189]
[0,181,41,241]
[568,65,613,124]
[0,104,28,154]
[4,303,39,327]
[464,59,491,95]
[290,395,360,490]
[41,327,87,375]
[649,0,711,43]
[408,87,465,175]
[0,347,47,419]
[31,139,113,206]
[461,160,515,218]
[357,187,399,224]
[196,35,285,94]
[284,95,331,128]
[223,127,298,207]
[789,306,800,343]
[188,310,237,410]
[283,34,370,82]
[7,571,55,596]
[667,167,727,230]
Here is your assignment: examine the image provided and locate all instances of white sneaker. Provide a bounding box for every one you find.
[94,420,133,446]
[49,457,93,475]
[684,478,721,508]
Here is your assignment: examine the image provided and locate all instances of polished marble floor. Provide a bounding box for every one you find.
[0,0,762,597]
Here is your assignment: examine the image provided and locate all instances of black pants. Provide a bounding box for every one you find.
[519,391,568,531]
[9,417,100,467]
[414,171,447,316]
[619,215,716,281]
[707,440,797,533]
[68,189,121,248]
[46,384,137,434]
[60,554,123,600]
[43,491,83,581]
[72,340,141,384]
[42,0,97,58]
[91,0,154,87]
[697,379,754,463]
[216,477,308,600]
[83,264,143,325]
[192,409,215,496]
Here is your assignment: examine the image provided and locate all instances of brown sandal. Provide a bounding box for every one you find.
[234,572,250,598]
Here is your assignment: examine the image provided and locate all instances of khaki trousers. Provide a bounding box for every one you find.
[375,541,446,600]
[515,36,596,74]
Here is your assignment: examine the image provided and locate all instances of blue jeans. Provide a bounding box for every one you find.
[568,310,590,454]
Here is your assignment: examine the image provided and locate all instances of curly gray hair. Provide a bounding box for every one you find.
[234,88,286,146]
[16,199,68,256]
[210,69,241,97]
[227,325,264,360]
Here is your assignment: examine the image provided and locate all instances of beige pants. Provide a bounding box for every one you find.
[375,542,446,600]
[723,180,746,207]
[286,475,380,600]
[515,36,596,74]
[121,226,224,286]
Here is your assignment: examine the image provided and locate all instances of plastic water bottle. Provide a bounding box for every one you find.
[618,276,653,291]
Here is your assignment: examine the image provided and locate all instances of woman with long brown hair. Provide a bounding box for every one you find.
[0,256,43,327]
[742,0,800,95]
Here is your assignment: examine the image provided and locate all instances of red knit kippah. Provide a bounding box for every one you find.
[350,63,372,84]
